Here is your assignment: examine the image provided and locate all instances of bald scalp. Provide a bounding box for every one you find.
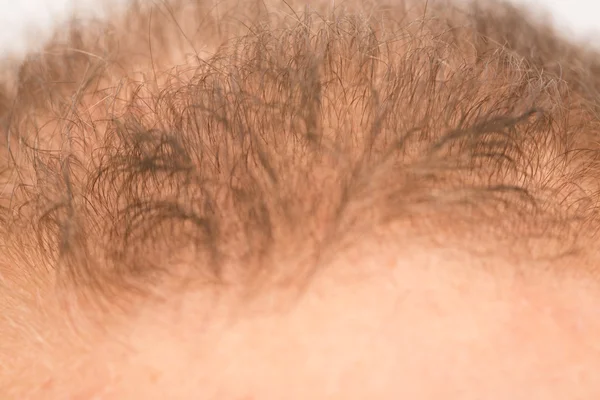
[1,0,600,313]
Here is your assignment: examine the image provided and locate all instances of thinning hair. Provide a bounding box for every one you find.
[2,0,600,309]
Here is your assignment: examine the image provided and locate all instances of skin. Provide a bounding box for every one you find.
[3,0,600,398]
[6,231,600,399]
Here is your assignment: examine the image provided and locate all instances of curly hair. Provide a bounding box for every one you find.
[2,0,600,312]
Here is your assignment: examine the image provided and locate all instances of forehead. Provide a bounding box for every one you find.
[12,241,600,399]
[3,0,600,398]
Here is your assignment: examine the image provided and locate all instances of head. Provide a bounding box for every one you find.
[2,0,600,398]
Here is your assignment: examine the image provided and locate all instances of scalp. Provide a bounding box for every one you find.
[6,0,600,397]
[2,0,600,312]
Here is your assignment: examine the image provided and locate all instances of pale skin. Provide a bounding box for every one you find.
[3,0,600,398]
[6,234,600,398]
[99,246,600,399]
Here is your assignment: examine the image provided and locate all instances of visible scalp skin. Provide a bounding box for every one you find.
[3,0,600,297]
[3,0,600,398]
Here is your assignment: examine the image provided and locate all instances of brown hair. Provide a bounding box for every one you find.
[2,0,600,310]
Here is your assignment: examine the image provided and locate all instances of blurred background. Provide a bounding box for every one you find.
[0,0,130,58]
[0,0,599,59]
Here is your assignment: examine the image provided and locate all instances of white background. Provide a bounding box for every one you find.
[0,0,599,58]
[517,0,600,42]
[0,0,130,58]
